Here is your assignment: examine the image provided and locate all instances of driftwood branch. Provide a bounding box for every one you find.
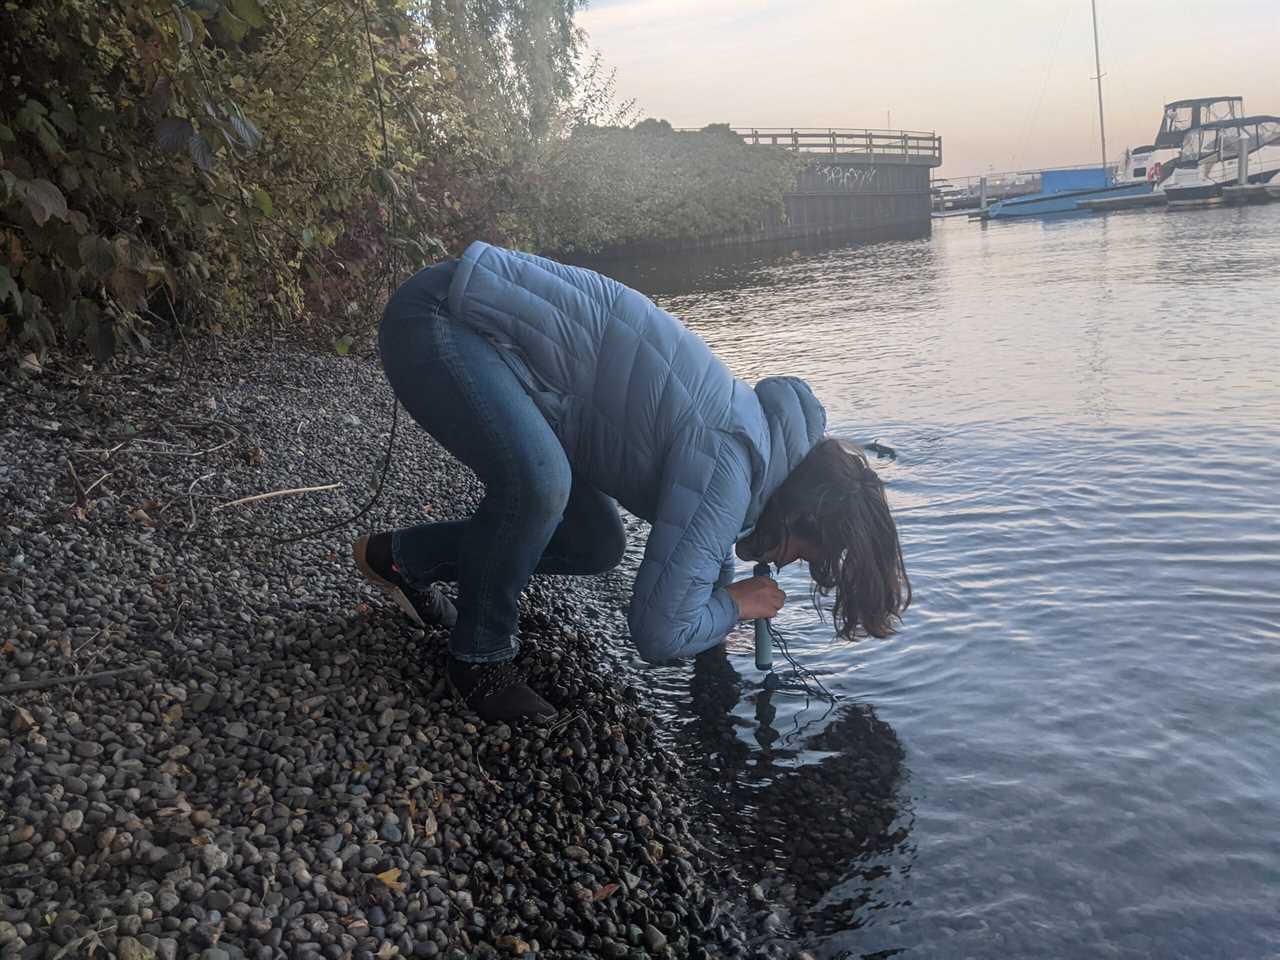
[0,665,149,695]
[66,457,87,505]
[83,471,113,498]
[213,482,341,512]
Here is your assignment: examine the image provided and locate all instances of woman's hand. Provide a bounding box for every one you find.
[725,576,786,621]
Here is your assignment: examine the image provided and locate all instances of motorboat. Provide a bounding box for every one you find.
[1118,96,1245,186]
[1163,115,1280,205]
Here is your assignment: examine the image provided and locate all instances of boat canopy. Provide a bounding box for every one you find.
[1179,115,1280,164]
[1041,167,1108,192]
[1154,96,1243,149]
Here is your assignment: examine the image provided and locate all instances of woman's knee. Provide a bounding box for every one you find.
[512,454,573,527]
[585,517,627,574]
[559,511,626,575]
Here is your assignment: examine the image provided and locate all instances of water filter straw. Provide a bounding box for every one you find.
[753,561,773,671]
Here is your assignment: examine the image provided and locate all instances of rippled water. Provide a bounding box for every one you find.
[601,206,1280,958]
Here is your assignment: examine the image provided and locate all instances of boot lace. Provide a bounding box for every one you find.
[463,660,523,705]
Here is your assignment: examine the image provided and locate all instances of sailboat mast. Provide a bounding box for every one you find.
[1090,0,1108,175]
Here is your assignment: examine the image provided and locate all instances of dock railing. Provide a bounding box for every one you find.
[677,126,943,164]
[934,162,1122,197]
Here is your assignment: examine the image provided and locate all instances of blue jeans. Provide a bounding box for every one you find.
[378,262,627,663]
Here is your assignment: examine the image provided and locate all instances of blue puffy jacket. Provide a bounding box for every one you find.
[447,241,827,660]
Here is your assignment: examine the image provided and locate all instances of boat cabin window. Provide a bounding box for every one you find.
[1165,105,1195,134]
[1132,166,1147,179]
[1219,130,1243,154]
[1182,129,1219,162]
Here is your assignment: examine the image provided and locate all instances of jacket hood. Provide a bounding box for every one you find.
[742,376,827,534]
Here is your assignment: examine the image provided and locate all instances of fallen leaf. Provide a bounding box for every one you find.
[591,882,620,901]
[19,353,41,375]
[376,867,406,894]
[129,508,156,527]
[495,935,530,955]
[12,706,36,732]
[354,603,371,616]
[191,835,210,847]
[58,635,72,658]
[1,640,15,656]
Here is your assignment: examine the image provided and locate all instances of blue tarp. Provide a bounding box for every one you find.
[1042,167,1108,192]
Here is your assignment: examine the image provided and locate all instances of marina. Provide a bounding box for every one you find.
[931,10,1275,225]
[934,101,1280,220]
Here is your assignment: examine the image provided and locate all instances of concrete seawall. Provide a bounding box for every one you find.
[575,127,943,259]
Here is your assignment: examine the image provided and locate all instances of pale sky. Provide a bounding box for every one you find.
[577,0,1280,178]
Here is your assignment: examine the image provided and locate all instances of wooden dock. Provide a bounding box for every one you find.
[1222,184,1276,205]
[1078,192,1168,212]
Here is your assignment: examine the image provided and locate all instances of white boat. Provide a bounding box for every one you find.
[1117,96,1245,186]
[1163,115,1280,205]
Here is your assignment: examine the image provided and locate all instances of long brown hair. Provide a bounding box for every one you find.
[743,438,911,640]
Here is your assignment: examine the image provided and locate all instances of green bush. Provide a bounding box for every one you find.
[0,2,798,361]
[529,121,803,254]
[0,0,539,359]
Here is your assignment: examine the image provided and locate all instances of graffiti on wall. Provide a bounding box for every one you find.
[809,164,879,191]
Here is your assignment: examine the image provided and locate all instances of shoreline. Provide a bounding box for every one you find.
[0,333,814,959]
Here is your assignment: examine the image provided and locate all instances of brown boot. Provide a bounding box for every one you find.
[354,533,457,628]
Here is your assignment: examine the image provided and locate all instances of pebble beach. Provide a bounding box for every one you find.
[0,333,817,960]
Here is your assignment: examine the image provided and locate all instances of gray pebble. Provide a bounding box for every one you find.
[116,937,155,960]
[643,923,667,950]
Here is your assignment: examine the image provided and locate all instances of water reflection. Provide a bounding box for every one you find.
[578,225,930,299]
[674,646,909,931]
